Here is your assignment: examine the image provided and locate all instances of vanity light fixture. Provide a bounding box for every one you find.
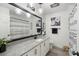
[26,13,31,18]
[38,8,43,14]
[38,3,43,14]
[29,3,34,7]
[15,8,22,15]
[27,3,43,14]
[27,3,35,11]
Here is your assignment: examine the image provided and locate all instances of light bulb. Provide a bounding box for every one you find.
[30,3,34,7]
[15,8,22,15]
[38,8,43,14]
[26,13,31,18]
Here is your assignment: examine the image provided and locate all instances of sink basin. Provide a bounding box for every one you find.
[35,39,43,42]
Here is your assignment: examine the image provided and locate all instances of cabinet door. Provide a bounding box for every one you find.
[26,45,41,56]
[40,39,50,56]
[45,39,50,54]
[40,42,46,56]
[34,45,41,56]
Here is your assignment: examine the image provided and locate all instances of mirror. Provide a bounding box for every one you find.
[0,3,42,41]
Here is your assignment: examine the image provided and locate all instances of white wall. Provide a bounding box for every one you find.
[44,6,74,48]
[0,6,10,40]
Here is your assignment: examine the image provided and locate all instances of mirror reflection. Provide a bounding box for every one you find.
[0,3,42,40]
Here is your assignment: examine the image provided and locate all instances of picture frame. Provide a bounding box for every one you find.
[51,16,61,26]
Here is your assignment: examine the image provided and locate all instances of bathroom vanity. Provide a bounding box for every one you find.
[0,36,50,56]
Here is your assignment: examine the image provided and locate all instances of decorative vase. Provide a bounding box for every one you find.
[0,44,6,53]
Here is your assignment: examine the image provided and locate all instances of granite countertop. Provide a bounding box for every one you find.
[0,36,48,56]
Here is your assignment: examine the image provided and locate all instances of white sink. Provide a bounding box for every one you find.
[35,39,43,42]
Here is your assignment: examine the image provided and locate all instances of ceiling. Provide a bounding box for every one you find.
[33,3,76,15]
[0,3,76,16]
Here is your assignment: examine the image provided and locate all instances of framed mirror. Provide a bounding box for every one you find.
[0,3,42,42]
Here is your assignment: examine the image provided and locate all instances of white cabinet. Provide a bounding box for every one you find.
[35,45,41,56]
[22,38,50,56]
[28,45,41,56]
[23,49,36,56]
[22,45,41,56]
[45,39,50,54]
[40,42,46,56]
[40,39,50,56]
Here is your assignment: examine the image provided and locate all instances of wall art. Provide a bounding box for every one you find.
[51,16,60,26]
